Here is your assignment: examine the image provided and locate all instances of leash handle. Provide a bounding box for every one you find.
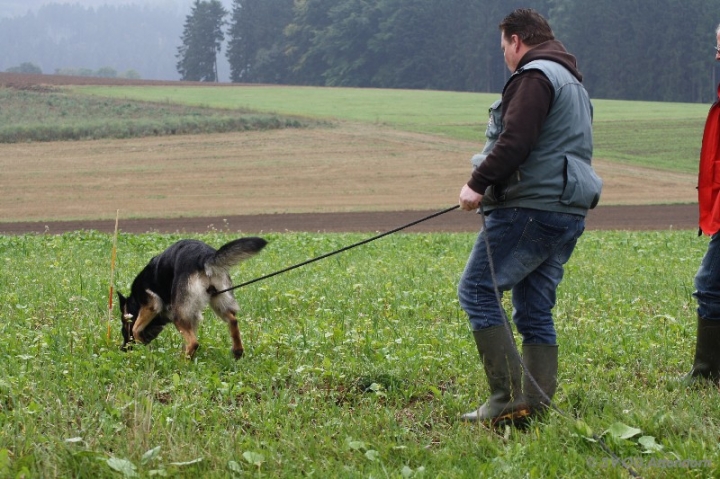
[212,205,460,296]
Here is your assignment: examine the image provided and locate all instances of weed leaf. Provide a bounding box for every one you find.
[228,460,243,474]
[242,451,264,467]
[347,439,367,451]
[106,457,138,478]
[365,450,380,462]
[141,446,161,465]
[606,422,642,440]
[638,435,664,453]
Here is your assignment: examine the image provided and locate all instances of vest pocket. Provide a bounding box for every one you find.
[560,155,603,209]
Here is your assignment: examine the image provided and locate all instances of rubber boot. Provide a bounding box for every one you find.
[522,344,558,417]
[460,325,529,425]
[684,315,720,384]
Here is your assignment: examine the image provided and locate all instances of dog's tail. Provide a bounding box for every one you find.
[209,237,267,270]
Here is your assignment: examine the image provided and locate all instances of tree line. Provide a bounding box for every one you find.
[0,3,185,82]
[3,0,720,103]
[177,0,720,103]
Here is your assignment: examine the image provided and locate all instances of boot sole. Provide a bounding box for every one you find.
[490,407,532,428]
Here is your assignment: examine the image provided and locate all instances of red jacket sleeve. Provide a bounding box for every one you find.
[699,87,720,235]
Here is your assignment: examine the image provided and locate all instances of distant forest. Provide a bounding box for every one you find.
[3,0,720,103]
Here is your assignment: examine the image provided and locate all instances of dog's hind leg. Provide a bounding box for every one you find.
[174,321,200,358]
[223,311,244,359]
[210,294,244,359]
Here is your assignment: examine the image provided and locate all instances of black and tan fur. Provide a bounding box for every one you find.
[118,237,267,359]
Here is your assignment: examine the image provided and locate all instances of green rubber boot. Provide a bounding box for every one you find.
[460,325,529,425]
[522,344,558,417]
[684,315,720,385]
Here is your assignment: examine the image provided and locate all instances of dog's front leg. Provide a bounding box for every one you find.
[132,306,159,344]
[223,311,244,359]
[174,322,199,358]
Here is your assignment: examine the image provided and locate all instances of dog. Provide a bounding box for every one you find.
[117,237,267,359]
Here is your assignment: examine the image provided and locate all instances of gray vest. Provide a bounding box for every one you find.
[482,59,602,216]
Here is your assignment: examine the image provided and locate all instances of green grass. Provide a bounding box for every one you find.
[75,85,494,141]
[75,85,710,174]
[0,88,316,142]
[1,229,717,478]
[592,118,705,174]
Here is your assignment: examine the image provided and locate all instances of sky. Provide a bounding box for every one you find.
[0,0,237,80]
[1,0,235,19]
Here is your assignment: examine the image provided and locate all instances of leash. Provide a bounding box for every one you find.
[212,201,638,477]
[478,205,641,478]
[211,205,460,296]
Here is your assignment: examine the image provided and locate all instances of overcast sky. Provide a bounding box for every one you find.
[1,0,234,19]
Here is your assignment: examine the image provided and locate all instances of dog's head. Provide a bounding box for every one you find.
[117,292,170,350]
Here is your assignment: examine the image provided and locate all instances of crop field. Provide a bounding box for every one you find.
[0,74,716,477]
[0,229,717,478]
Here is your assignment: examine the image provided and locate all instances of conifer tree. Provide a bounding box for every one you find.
[176,0,227,82]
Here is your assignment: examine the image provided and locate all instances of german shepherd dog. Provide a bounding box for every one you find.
[117,237,267,359]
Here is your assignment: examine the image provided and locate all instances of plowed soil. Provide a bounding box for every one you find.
[0,72,699,234]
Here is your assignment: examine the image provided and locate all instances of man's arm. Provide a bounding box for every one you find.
[466,70,554,195]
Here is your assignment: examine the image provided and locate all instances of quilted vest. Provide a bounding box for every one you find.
[482,59,602,216]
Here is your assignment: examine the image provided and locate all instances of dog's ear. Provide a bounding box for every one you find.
[117,292,134,348]
[117,292,127,313]
[117,292,135,323]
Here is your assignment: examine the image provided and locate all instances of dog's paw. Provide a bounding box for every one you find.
[183,342,199,359]
[232,347,244,360]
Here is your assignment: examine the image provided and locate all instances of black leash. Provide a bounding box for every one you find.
[211,205,460,296]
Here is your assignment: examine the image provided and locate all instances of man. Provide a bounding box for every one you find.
[457,8,602,424]
[685,24,720,384]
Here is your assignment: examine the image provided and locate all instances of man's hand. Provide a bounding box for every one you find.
[459,184,483,211]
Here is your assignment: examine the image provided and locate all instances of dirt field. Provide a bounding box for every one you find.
[0,72,699,234]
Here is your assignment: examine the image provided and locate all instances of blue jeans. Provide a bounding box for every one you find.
[694,233,720,320]
[458,208,585,344]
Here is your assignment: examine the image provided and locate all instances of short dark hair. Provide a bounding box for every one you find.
[499,8,554,46]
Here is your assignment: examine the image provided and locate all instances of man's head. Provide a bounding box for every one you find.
[499,8,555,72]
[715,23,720,61]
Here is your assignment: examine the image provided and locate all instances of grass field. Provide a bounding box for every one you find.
[0,80,715,477]
[0,230,717,478]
